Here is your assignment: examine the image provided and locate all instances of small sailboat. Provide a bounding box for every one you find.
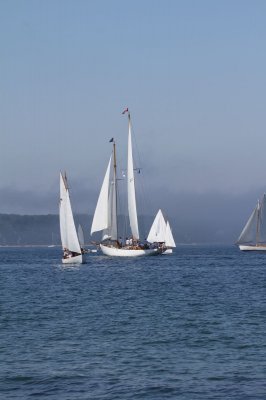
[164,220,176,254]
[237,194,266,251]
[91,110,163,257]
[147,209,167,243]
[59,173,84,263]
[147,209,176,254]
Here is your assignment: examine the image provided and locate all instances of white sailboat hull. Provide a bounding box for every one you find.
[100,244,160,257]
[62,254,84,264]
[163,248,173,254]
[239,245,266,251]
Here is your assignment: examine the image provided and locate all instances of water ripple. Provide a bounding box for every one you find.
[0,245,265,399]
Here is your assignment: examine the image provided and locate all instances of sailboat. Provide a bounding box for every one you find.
[147,209,167,243]
[91,110,163,257]
[147,209,176,254]
[237,194,266,251]
[59,173,84,263]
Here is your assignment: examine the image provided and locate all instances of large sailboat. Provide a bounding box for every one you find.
[237,194,266,251]
[59,173,84,263]
[147,209,176,254]
[91,110,163,257]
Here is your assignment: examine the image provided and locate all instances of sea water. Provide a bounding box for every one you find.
[0,246,265,399]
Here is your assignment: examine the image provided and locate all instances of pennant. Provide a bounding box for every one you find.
[109,138,114,142]
[122,107,129,114]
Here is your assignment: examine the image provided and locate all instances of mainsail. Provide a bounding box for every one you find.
[59,173,81,254]
[102,162,118,241]
[60,174,68,248]
[127,114,139,239]
[109,141,118,240]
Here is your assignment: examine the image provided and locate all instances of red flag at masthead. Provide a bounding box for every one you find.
[122,107,128,114]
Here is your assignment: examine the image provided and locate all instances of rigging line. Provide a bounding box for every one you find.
[130,118,146,237]
[117,164,128,241]
[130,118,155,238]
[117,174,129,240]
[114,135,129,240]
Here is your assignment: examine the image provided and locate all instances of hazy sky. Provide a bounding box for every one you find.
[1,0,266,218]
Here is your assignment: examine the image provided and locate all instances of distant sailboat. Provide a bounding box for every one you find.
[147,209,167,243]
[59,173,84,263]
[147,209,176,254]
[237,194,266,251]
[91,110,163,257]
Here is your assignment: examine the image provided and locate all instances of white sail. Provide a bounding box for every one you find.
[91,156,112,235]
[165,221,176,247]
[59,173,81,254]
[102,182,112,240]
[147,209,166,243]
[237,202,259,244]
[59,174,68,248]
[127,115,139,239]
[102,172,117,241]
[258,194,266,243]
[78,224,85,247]
[110,172,118,239]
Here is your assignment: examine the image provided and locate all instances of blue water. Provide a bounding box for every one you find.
[0,246,265,399]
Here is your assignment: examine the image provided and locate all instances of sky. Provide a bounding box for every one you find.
[1,0,266,230]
